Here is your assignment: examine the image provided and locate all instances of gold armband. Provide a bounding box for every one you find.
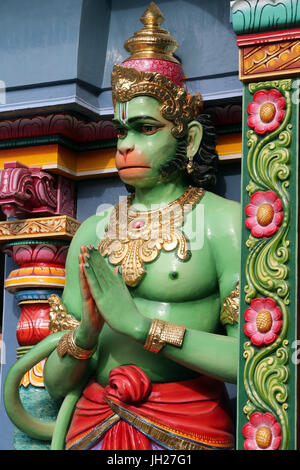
[220,281,240,326]
[144,319,186,354]
[57,327,97,360]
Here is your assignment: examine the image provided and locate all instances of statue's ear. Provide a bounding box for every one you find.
[186,121,203,159]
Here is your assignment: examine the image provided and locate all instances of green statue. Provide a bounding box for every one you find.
[4,2,240,450]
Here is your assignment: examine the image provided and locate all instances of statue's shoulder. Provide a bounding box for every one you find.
[201,190,241,237]
[73,206,114,245]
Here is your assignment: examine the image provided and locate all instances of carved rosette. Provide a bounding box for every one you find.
[240,79,297,450]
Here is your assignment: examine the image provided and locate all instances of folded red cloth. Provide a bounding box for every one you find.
[66,365,235,450]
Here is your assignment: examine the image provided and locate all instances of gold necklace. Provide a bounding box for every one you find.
[98,186,205,287]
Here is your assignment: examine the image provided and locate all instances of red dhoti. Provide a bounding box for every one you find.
[66,365,235,450]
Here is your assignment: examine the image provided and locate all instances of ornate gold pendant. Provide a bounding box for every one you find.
[98,186,205,287]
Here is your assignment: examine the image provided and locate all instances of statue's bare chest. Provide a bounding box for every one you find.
[130,244,218,302]
[98,187,212,297]
[97,190,218,303]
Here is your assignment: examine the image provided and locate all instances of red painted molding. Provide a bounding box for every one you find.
[0,113,117,143]
[237,28,300,47]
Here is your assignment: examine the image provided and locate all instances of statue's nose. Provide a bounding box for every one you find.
[118,145,134,159]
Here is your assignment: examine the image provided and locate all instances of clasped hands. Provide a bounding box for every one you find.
[78,245,148,345]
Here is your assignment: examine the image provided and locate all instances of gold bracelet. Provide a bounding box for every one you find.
[144,319,186,354]
[57,327,97,360]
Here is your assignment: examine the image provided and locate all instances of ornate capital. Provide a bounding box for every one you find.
[0,162,75,218]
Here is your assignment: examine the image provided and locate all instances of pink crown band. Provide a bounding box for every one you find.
[122,58,185,88]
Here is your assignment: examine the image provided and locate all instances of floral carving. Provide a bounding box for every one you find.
[244,298,282,346]
[245,190,283,238]
[243,412,281,450]
[0,216,81,242]
[247,89,285,135]
[242,80,293,450]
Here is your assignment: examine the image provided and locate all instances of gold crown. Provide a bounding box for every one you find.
[124,2,179,63]
[111,3,204,138]
[111,65,203,139]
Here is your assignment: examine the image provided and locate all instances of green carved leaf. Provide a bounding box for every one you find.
[232,1,300,35]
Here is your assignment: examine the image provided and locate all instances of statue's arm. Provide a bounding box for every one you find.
[161,197,241,383]
[44,213,107,400]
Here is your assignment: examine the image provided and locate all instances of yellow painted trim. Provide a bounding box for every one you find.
[216,133,242,160]
[5,277,65,285]
[76,148,116,173]
[240,66,300,82]
[0,134,242,179]
[5,277,66,293]
[0,145,60,169]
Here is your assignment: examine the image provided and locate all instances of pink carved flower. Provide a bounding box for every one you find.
[245,191,283,238]
[244,297,282,346]
[247,89,286,135]
[243,412,281,450]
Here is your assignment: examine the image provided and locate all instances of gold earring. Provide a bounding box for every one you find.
[187,156,194,174]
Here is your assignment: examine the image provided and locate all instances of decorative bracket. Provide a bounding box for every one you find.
[0,161,75,218]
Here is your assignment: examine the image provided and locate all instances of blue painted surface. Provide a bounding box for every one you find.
[0,0,83,88]
[77,177,127,221]
[0,0,240,118]
[102,0,238,87]
[14,290,62,303]
[77,0,111,89]
[97,72,243,117]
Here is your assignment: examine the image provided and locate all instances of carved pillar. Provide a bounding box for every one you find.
[232,0,300,450]
[0,162,80,449]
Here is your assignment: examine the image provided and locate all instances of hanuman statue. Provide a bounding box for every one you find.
[4,2,240,450]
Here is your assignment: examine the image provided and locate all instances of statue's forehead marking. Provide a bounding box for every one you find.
[119,102,129,124]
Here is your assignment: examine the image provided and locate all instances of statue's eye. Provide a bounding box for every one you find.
[116,128,128,138]
[140,125,159,134]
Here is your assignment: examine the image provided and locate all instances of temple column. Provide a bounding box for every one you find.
[232,0,300,450]
[0,164,80,449]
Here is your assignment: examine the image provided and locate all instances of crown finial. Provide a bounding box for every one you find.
[123,2,179,64]
[140,2,164,27]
